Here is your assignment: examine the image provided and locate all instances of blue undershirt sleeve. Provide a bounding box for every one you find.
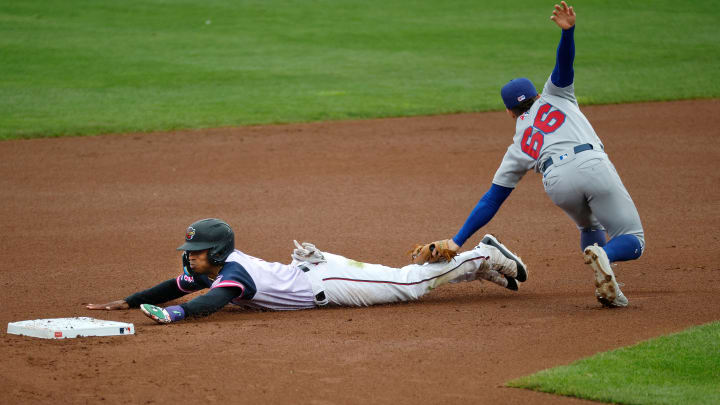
[180,287,240,318]
[452,184,513,247]
[124,279,188,308]
[551,26,575,88]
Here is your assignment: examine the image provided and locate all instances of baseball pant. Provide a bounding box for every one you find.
[309,247,493,307]
[542,149,645,248]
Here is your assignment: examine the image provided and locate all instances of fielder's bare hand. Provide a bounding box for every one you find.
[551,1,575,29]
[86,300,129,310]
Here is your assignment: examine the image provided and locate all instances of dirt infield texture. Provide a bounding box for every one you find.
[1,99,719,405]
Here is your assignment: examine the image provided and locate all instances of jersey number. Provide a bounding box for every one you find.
[521,127,543,159]
[521,103,566,160]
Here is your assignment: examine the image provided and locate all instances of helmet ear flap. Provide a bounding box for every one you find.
[208,249,224,266]
[207,223,235,266]
[182,252,196,277]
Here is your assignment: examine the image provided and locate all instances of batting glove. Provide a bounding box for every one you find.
[140,304,185,324]
[291,240,326,264]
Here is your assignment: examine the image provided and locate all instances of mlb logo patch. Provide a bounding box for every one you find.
[517,95,526,102]
[558,153,568,161]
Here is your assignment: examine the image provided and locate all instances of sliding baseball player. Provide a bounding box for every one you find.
[87,218,527,323]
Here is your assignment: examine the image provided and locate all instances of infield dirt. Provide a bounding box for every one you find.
[1,100,719,404]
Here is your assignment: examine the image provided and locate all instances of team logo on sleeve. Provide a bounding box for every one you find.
[210,275,224,287]
[186,227,196,240]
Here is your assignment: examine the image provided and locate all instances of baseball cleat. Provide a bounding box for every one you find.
[476,268,518,291]
[480,234,528,282]
[504,276,519,291]
[584,244,628,308]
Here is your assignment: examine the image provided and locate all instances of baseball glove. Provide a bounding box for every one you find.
[410,239,457,264]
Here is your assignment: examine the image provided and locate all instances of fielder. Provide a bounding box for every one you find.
[412,2,644,307]
[87,218,528,324]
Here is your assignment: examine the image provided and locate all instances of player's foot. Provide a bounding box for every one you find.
[505,275,519,291]
[451,248,518,291]
[479,234,528,282]
[584,244,628,308]
[476,268,519,291]
[596,288,628,308]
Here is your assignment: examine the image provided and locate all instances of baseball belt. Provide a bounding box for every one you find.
[541,143,596,173]
[299,264,329,305]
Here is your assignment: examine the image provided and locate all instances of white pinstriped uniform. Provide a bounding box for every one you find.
[177,248,497,310]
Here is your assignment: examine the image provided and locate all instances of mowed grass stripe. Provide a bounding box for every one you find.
[1,0,719,139]
[508,321,720,405]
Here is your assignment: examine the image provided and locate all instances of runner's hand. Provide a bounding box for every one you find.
[85,300,129,310]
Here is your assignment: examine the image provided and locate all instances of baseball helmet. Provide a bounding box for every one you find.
[176,218,235,266]
[501,78,538,109]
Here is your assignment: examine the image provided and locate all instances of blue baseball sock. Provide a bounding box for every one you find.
[580,229,606,251]
[603,234,643,262]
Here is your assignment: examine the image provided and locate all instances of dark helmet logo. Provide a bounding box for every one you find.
[186,227,196,240]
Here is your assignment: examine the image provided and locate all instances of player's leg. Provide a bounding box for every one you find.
[543,161,605,247]
[544,154,643,260]
[543,154,631,307]
[580,227,606,250]
[314,250,486,306]
[581,158,645,262]
[313,244,517,307]
[578,156,644,307]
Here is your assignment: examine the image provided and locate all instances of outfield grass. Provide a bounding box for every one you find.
[508,321,720,405]
[1,0,719,139]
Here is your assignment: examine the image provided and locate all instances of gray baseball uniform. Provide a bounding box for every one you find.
[492,77,644,244]
[449,6,641,308]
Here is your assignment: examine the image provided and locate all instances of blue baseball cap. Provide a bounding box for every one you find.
[501,78,538,109]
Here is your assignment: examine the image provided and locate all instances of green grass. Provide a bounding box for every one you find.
[1,0,719,139]
[508,321,720,405]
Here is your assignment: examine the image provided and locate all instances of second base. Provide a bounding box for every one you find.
[7,317,135,339]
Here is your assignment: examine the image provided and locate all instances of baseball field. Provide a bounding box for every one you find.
[1,1,719,404]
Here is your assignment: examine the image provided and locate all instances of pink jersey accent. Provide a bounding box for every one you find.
[211,280,246,295]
